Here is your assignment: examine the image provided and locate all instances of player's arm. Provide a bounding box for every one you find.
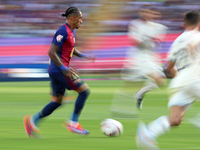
[166,61,178,78]
[128,21,145,45]
[73,47,97,61]
[165,42,179,78]
[152,23,168,43]
[48,43,63,67]
[73,47,87,58]
[48,43,72,75]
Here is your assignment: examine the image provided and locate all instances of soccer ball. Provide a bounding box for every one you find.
[100,118,123,137]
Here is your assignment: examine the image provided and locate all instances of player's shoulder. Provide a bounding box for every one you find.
[150,21,167,30]
[169,33,184,51]
[175,30,199,43]
[52,24,68,42]
[56,24,67,33]
[170,31,200,50]
[188,31,200,47]
[129,19,141,27]
[172,32,187,43]
[190,31,200,40]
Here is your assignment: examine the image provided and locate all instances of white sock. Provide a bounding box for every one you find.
[146,116,170,139]
[71,121,79,128]
[136,82,158,99]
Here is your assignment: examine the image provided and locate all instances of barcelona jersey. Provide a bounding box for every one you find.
[48,23,76,73]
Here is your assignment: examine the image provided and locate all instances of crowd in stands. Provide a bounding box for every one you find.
[1,0,200,79]
[1,0,200,38]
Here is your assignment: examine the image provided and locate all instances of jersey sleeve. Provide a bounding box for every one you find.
[52,27,68,49]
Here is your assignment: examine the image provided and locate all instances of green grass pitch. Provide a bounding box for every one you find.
[0,80,200,150]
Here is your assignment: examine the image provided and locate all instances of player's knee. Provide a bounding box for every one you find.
[169,116,182,126]
[82,88,90,97]
[169,106,184,126]
[156,77,166,87]
[55,93,64,104]
[75,83,90,93]
[171,120,181,126]
[87,88,91,96]
[55,99,62,104]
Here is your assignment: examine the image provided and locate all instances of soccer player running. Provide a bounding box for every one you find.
[127,5,167,110]
[24,7,97,137]
[136,10,200,149]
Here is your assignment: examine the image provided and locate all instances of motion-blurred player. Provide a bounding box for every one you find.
[126,5,167,110]
[24,7,97,137]
[136,10,200,149]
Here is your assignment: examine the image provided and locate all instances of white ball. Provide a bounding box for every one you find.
[100,118,123,137]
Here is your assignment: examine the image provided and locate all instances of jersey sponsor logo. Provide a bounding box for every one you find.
[56,35,63,42]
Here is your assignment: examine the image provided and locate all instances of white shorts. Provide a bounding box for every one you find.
[134,55,164,78]
[121,47,165,81]
[168,82,200,111]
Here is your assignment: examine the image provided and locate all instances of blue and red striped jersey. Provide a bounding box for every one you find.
[49,23,76,73]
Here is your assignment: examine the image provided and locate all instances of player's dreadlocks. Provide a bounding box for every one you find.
[61,7,80,18]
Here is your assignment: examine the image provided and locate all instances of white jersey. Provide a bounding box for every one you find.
[122,19,167,80]
[169,30,200,89]
[168,30,200,70]
[168,30,200,109]
[128,19,167,51]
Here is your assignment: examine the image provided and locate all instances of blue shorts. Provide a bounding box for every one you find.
[49,72,85,96]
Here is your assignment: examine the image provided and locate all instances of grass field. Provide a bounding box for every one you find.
[0,80,200,150]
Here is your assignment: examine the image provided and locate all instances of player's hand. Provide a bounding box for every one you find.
[163,68,173,79]
[85,55,99,62]
[61,67,70,76]
[60,65,75,76]
[68,67,76,74]
[62,67,76,76]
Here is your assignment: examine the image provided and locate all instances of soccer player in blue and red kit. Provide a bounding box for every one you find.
[24,7,97,137]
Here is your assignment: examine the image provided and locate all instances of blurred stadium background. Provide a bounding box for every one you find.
[1,1,200,150]
[1,0,200,81]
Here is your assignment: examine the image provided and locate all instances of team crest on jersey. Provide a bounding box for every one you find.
[56,35,63,42]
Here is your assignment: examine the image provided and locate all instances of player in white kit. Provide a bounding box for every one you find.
[124,6,167,109]
[136,10,200,150]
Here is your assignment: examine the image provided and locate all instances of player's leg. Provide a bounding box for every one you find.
[111,62,143,118]
[169,105,185,126]
[136,108,181,149]
[135,72,166,110]
[64,83,90,134]
[62,72,90,134]
[31,76,64,123]
[185,82,200,128]
[136,72,166,106]
[136,91,192,149]
[136,105,185,148]
[111,80,141,119]
[31,94,63,125]
[50,79,74,104]
[133,52,166,109]
[24,74,64,137]
[72,83,90,122]
[51,91,74,103]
